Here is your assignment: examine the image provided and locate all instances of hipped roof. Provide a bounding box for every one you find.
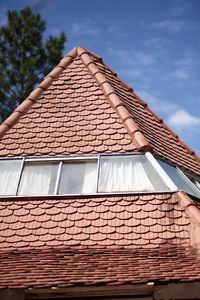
[0,47,200,289]
[0,46,199,175]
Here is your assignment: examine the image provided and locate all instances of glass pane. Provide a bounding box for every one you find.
[0,159,22,195]
[59,161,97,194]
[194,180,200,190]
[98,155,169,193]
[159,160,200,198]
[184,174,200,192]
[18,163,58,195]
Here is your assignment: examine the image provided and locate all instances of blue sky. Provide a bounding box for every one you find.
[0,0,200,154]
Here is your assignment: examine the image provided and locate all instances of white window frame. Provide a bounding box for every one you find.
[177,167,200,196]
[1,152,199,197]
[145,152,178,191]
[155,157,200,198]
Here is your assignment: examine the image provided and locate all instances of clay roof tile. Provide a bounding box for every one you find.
[0,46,198,174]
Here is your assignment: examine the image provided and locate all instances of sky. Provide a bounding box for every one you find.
[0,0,200,154]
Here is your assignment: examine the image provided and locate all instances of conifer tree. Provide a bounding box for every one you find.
[0,6,66,121]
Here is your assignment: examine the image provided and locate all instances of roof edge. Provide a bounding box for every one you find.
[77,47,152,152]
[132,90,200,162]
[177,191,200,223]
[78,48,200,163]
[0,47,78,139]
[177,191,200,251]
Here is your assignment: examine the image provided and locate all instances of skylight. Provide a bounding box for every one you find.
[0,154,169,196]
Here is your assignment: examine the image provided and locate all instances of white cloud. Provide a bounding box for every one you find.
[144,37,172,52]
[136,89,178,115]
[145,19,196,33]
[171,0,191,17]
[107,47,157,87]
[70,22,101,37]
[109,48,155,67]
[175,56,197,68]
[108,24,122,35]
[169,53,199,82]
[107,47,156,85]
[107,24,130,38]
[171,68,189,80]
[167,110,200,129]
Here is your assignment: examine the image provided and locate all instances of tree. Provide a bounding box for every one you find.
[0,6,66,122]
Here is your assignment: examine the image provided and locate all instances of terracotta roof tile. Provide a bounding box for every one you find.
[0,193,193,253]
[0,56,137,156]
[0,46,198,174]
[0,47,200,288]
[2,244,200,288]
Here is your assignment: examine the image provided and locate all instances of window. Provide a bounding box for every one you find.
[158,160,200,198]
[0,157,99,196]
[193,180,200,191]
[0,154,183,197]
[0,159,22,195]
[59,160,97,194]
[18,162,58,196]
[98,155,168,192]
[184,174,200,192]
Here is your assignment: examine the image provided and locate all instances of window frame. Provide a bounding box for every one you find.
[157,158,200,199]
[181,170,200,194]
[177,167,200,196]
[58,159,98,195]
[0,153,192,198]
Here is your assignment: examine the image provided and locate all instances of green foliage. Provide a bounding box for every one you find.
[0,6,66,122]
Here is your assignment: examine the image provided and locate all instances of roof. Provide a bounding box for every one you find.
[0,193,191,250]
[0,47,200,290]
[1,245,200,288]
[0,191,200,288]
[0,46,199,175]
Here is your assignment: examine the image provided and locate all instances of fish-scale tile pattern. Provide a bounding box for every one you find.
[0,245,200,288]
[0,193,190,250]
[95,59,200,175]
[0,57,136,157]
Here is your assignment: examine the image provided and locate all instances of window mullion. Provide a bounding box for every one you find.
[96,155,101,193]
[15,157,25,196]
[54,161,63,195]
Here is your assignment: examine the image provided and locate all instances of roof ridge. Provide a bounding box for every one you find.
[77,47,152,152]
[131,90,200,162]
[177,191,200,223]
[91,54,199,162]
[177,191,200,250]
[0,47,78,139]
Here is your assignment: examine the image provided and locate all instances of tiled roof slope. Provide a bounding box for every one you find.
[1,246,200,288]
[92,56,200,175]
[0,49,138,157]
[0,192,200,287]
[0,47,199,175]
[0,194,191,250]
